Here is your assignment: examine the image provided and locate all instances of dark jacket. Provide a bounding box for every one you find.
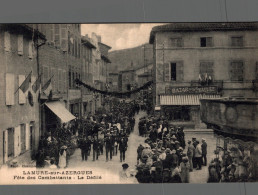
[201,142,207,155]
[119,139,127,151]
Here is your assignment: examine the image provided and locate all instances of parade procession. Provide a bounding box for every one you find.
[0,23,258,184]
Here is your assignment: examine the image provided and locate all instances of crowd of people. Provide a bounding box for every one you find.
[135,116,208,183]
[35,100,139,168]
[207,144,258,182]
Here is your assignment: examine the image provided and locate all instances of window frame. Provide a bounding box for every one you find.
[229,60,244,81]
[231,36,244,47]
[200,37,213,47]
[170,37,183,47]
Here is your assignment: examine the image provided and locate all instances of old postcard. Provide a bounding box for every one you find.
[0,23,257,184]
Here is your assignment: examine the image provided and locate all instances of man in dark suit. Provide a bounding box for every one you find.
[201,138,207,166]
[104,133,113,162]
[119,137,128,162]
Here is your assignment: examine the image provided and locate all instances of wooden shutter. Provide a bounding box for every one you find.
[4,31,11,52]
[28,40,33,59]
[20,124,26,154]
[176,61,184,81]
[63,70,66,92]
[18,34,23,55]
[206,37,213,47]
[6,73,15,105]
[18,75,26,104]
[14,126,21,157]
[164,63,170,81]
[25,123,30,150]
[61,24,68,51]
[3,130,8,163]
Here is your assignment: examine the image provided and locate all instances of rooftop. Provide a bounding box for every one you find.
[149,22,258,44]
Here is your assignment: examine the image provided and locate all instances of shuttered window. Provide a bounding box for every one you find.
[229,61,244,81]
[170,38,183,47]
[231,36,243,47]
[164,62,184,81]
[18,35,23,55]
[4,31,11,52]
[58,69,62,92]
[200,37,213,47]
[6,73,15,105]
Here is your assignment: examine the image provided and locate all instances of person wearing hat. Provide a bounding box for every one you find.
[180,156,190,183]
[58,145,67,168]
[119,137,128,162]
[104,133,113,162]
[201,138,207,166]
[194,140,202,170]
[187,140,195,172]
[92,136,100,161]
[119,163,130,182]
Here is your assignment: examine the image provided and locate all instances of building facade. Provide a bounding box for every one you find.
[149,22,258,128]
[0,24,45,165]
[81,35,96,115]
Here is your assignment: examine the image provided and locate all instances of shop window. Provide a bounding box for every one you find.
[231,36,243,47]
[165,106,190,121]
[200,37,213,47]
[170,37,183,47]
[230,61,244,81]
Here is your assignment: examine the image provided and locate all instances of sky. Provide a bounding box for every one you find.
[81,23,163,51]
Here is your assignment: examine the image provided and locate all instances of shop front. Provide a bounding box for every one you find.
[159,86,221,128]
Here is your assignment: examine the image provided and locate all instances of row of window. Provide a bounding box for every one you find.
[5,73,38,106]
[163,60,255,82]
[42,66,67,93]
[170,36,244,48]
[4,32,34,58]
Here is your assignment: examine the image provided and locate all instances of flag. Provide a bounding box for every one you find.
[19,71,32,93]
[42,78,52,97]
[32,75,41,93]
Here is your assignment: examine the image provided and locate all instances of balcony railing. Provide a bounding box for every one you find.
[191,80,223,92]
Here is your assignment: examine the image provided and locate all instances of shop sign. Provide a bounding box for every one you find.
[165,86,218,95]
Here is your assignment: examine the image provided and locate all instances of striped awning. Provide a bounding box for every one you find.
[160,94,221,105]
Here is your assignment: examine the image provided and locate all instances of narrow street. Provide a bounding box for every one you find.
[68,111,216,184]
[68,111,147,184]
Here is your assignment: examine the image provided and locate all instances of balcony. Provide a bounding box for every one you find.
[191,80,223,93]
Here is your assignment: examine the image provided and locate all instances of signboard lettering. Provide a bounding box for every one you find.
[165,86,218,94]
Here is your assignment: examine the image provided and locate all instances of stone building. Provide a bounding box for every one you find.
[36,24,79,134]
[0,24,45,165]
[149,22,258,128]
[81,35,96,115]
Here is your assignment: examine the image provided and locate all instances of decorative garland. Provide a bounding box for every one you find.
[75,79,153,97]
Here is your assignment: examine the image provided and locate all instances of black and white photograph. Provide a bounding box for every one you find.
[0,22,257,184]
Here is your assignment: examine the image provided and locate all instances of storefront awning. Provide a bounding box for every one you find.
[160,94,221,105]
[45,101,76,123]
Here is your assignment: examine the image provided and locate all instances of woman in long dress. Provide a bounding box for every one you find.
[58,146,67,168]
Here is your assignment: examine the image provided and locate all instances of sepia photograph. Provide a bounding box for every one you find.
[0,22,257,184]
